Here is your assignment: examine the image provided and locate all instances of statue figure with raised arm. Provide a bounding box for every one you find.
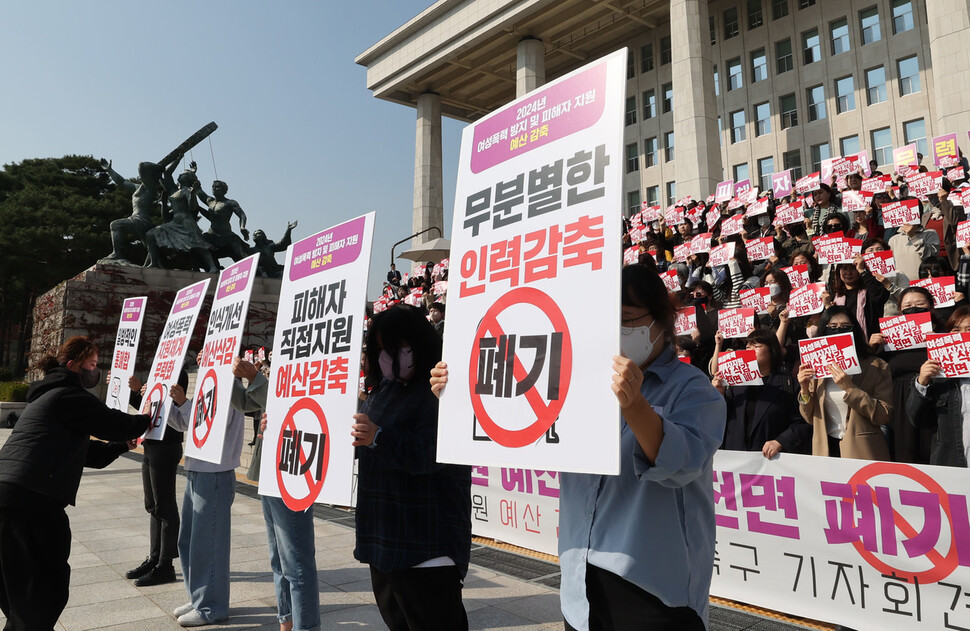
[194,180,250,265]
[251,221,298,278]
[99,158,168,265]
[143,158,219,273]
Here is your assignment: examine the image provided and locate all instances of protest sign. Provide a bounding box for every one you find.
[735,179,752,196]
[932,133,960,167]
[789,283,825,317]
[958,221,970,249]
[862,250,897,277]
[259,213,375,509]
[772,170,793,198]
[623,246,640,265]
[815,237,861,265]
[673,242,690,262]
[717,350,763,386]
[141,279,211,440]
[709,241,736,267]
[947,166,967,183]
[773,201,804,225]
[664,205,684,225]
[661,269,681,292]
[745,197,769,217]
[740,287,772,314]
[715,180,735,203]
[106,296,147,413]
[783,264,811,289]
[881,199,921,228]
[438,50,625,474]
[706,207,722,228]
[720,213,745,237]
[691,232,713,255]
[718,308,756,339]
[794,172,821,194]
[861,175,891,194]
[469,466,560,556]
[185,254,259,464]
[911,276,956,308]
[878,312,933,351]
[841,190,872,213]
[798,333,861,379]
[894,144,918,174]
[675,306,697,336]
[926,332,970,378]
[745,237,774,261]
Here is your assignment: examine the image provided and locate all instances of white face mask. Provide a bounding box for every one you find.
[620,321,658,367]
[768,283,782,297]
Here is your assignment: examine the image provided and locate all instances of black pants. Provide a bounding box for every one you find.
[142,441,182,561]
[564,564,705,631]
[0,501,71,631]
[370,565,468,631]
[828,435,842,458]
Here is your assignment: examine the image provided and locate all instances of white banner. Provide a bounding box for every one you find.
[259,213,375,508]
[185,255,259,464]
[106,296,147,412]
[437,50,625,474]
[141,279,211,440]
[470,466,560,556]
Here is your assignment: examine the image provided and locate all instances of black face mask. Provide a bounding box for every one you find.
[901,306,930,316]
[823,223,842,234]
[787,224,806,236]
[691,295,709,307]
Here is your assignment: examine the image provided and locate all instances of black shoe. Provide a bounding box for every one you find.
[125,557,157,580]
[134,564,177,587]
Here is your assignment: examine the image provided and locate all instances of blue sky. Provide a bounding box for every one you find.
[0,1,463,298]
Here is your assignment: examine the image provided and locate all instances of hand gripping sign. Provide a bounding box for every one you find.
[259,213,375,509]
[798,333,862,379]
[141,279,211,440]
[926,332,970,378]
[717,350,763,386]
[185,254,259,464]
[107,296,147,412]
[879,312,933,351]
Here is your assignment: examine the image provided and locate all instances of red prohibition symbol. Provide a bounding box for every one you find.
[276,397,331,511]
[142,382,168,432]
[192,368,218,449]
[468,286,573,448]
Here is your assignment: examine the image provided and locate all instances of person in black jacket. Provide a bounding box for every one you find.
[0,336,149,631]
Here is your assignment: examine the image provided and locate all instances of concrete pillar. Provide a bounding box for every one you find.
[516,38,545,97]
[670,0,722,199]
[413,92,443,244]
[925,1,970,135]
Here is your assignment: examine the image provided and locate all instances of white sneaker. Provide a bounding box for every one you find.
[173,603,194,618]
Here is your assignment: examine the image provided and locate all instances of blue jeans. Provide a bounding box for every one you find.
[178,470,235,622]
[262,496,320,631]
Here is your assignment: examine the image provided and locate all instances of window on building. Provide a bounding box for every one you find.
[661,36,672,65]
[772,0,789,20]
[892,0,914,34]
[758,157,775,191]
[714,64,722,96]
[776,38,793,73]
[755,102,771,136]
[625,96,637,126]
[898,56,920,96]
[626,142,639,173]
[830,18,850,55]
[725,7,740,39]
[710,15,717,45]
[904,118,927,157]
[835,76,855,113]
[627,191,641,216]
[730,110,747,144]
[866,66,887,104]
[728,57,743,90]
[733,163,750,183]
[748,0,764,29]
[646,185,659,206]
[840,135,860,157]
[799,0,816,8]
[803,29,821,64]
[641,43,654,73]
[645,137,659,168]
[627,48,636,79]
[643,90,656,119]
[780,93,798,128]
[666,182,677,206]
[807,85,826,121]
[663,83,673,113]
[811,143,830,173]
[664,131,675,162]
[718,116,723,146]
[871,127,893,166]
[751,49,768,82]
[784,150,803,180]
[860,7,881,44]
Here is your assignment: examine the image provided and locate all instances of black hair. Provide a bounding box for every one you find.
[364,305,441,386]
[746,328,782,373]
[762,267,791,302]
[622,264,677,343]
[818,305,871,358]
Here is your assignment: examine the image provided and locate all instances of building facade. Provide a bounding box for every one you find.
[357,0,970,226]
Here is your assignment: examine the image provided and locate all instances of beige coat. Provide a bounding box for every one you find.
[800,355,892,460]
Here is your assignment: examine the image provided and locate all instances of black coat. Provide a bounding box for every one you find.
[906,378,967,468]
[722,371,811,454]
[0,368,150,506]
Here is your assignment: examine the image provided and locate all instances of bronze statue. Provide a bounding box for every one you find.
[99,159,167,266]
[251,221,298,278]
[143,159,218,273]
[195,180,251,265]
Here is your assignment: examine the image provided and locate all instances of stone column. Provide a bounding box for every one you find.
[670,0,722,199]
[925,1,970,135]
[413,92,443,244]
[516,37,545,97]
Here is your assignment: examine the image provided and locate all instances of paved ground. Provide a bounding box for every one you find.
[0,428,813,630]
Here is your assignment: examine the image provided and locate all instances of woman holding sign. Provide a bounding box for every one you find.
[432,264,726,630]
[797,306,892,459]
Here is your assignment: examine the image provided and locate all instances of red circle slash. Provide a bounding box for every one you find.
[468,286,572,448]
[142,382,168,432]
[275,397,331,511]
[192,368,218,449]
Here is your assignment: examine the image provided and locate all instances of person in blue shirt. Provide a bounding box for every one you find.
[431,264,726,630]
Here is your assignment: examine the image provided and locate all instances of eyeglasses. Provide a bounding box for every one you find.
[824,324,854,334]
[621,312,651,327]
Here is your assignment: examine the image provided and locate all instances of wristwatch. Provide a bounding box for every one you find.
[369,427,382,449]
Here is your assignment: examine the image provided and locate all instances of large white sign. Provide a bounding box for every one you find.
[259,213,374,509]
[185,255,259,464]
[437,50,625,474]
[141,279,211,440]
[106,296,147,412]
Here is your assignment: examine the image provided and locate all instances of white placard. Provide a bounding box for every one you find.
[106,296,147,412]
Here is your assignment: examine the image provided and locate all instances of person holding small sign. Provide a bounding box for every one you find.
[433,264,726,630]
[797,306,892,459]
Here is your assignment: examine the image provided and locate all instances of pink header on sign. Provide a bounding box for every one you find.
[173,280,208,314]
[289,216,366,282]
[122,297,145,321]
[216,256,256,300]
[470,62,607,173]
